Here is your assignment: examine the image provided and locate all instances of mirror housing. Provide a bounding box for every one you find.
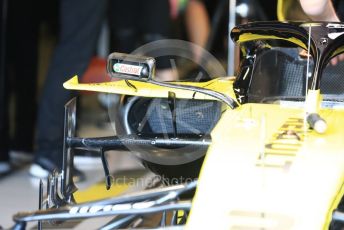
[107,52,156,81]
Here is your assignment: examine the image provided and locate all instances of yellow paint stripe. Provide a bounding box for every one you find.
[177,210,185,224]
[277,0,285,21]
[74,182,130,203]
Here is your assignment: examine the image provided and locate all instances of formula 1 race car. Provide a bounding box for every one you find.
[11,21,344,229]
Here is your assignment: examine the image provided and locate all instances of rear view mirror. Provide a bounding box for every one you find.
[107,52,156,81]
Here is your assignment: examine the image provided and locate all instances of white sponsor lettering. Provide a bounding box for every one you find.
[113,63,143,76]
[69,201,157,215]
[69,207,79,214]
[89,206,103,213]
[79,206,89,214]
[103,205,113,212]
[112,204,131,211]
[327,23,344,28]
[133,201,154,209]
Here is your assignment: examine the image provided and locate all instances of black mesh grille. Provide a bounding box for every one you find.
[247,48,344,103]
[279,58,305,96]
[147,99,221,135]
[248,49,307,102]
[127,98,222,135]
[322,62,344,94]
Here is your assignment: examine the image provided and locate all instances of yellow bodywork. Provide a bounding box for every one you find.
[64,76,344,229]
[63,75,237,103]
[187,103,344,230]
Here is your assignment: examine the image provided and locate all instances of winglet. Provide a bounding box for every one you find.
[63,75,79,89]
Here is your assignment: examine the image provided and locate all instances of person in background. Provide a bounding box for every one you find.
[109,0,174,81]
[299,0,339,21]
[29,0,106,181]
[299,0,344,65]
[169,0,210,62]
[31,0,174,181]
[0,0,40,175]
[184,0,210,62]
[0,0,10,175]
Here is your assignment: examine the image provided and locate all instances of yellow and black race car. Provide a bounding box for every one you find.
[12,21,344,230]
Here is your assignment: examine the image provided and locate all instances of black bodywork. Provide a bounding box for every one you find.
[231,21,344,104]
